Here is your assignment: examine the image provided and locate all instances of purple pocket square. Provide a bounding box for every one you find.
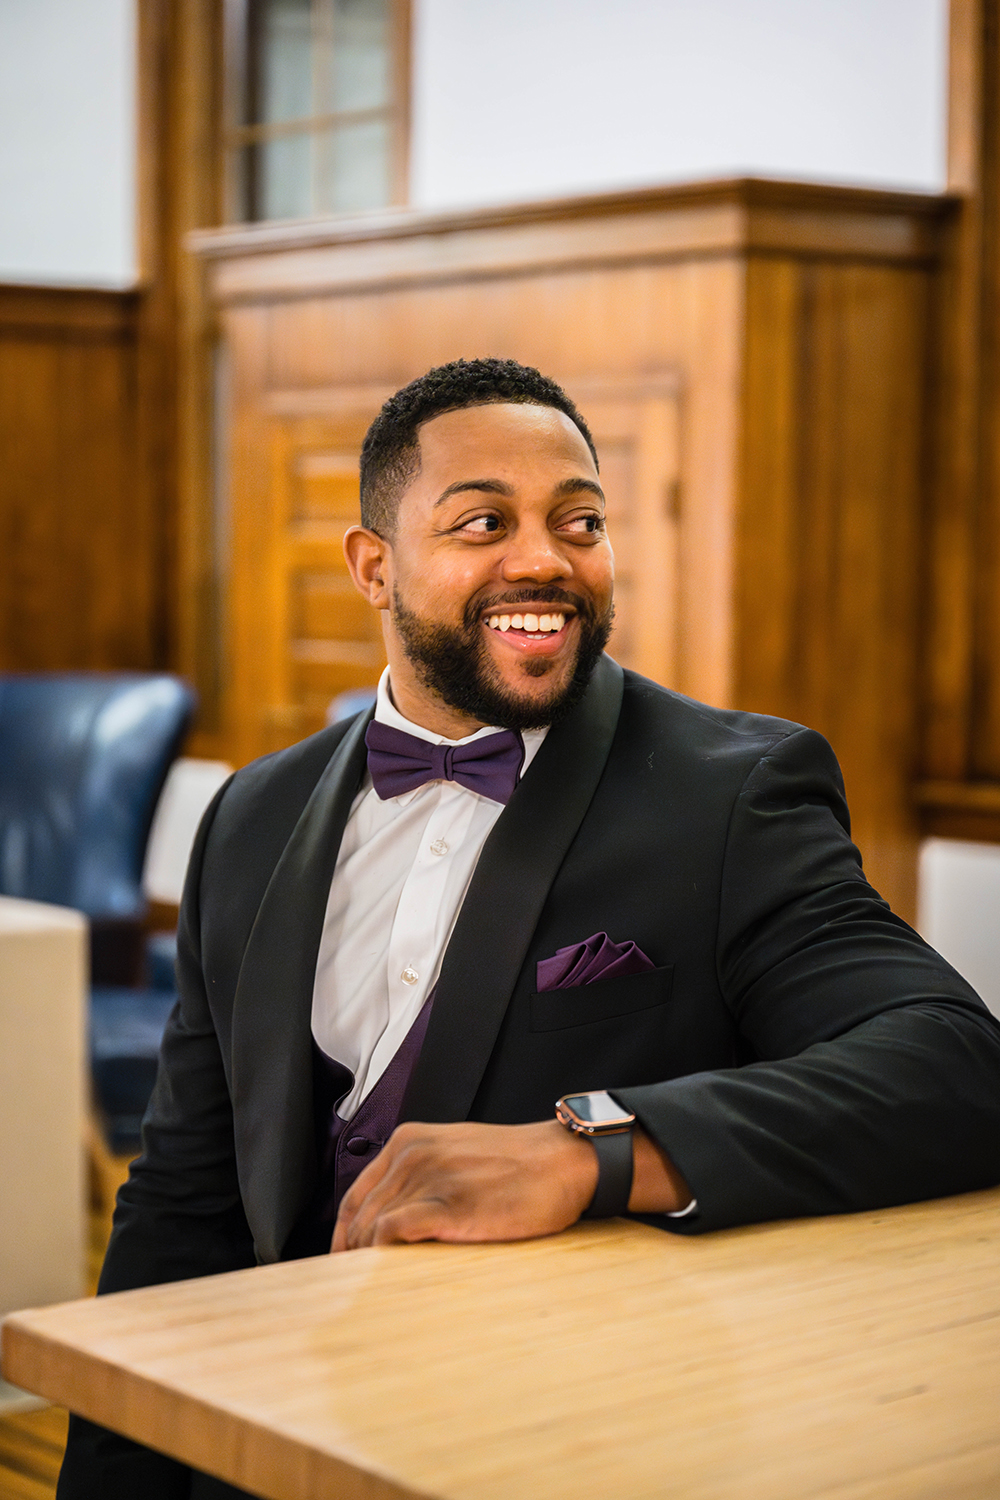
[536,932,657,991]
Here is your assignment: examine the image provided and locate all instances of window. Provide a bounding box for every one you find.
[226,0,409,221]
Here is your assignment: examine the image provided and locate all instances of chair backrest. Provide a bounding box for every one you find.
[327,687,377,725]
[143,756,234,906]
[0,673,195,922]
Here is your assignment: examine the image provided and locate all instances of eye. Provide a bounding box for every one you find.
[558,511,605,537]
[454,513,504,536]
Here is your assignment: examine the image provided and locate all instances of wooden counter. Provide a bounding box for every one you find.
[180,178,957,921]
[0,896,86,1327]
[4,1190,1000,1500]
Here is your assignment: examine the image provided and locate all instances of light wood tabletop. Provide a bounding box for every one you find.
[3,1189,1000,1500]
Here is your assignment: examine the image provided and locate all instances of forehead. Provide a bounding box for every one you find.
[412,401,597,485]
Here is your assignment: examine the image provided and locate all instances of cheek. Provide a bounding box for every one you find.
[395,554,491,617]
[580,544,615,602]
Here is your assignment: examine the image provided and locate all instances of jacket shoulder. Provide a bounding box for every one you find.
[621,669,809,750]
[617,669,845,794]
[207,716,361,856]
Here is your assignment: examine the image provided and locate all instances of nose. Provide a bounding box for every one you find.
[500,519,572,584]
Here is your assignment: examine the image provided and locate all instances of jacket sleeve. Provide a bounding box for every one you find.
[615,726,1000,1233]
[58,779,258,1500]
[97,775,256,1293]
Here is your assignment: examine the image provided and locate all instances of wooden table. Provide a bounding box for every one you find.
[4,1190,1000,1500]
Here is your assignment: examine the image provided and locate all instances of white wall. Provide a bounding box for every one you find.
[0,0,137,287]
[919,841,1000,1019]
[411,0,948,210]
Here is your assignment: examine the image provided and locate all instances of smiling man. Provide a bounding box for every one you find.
[60,359,1000,1498]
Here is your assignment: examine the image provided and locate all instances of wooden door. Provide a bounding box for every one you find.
[567,381,681,690]
[248,408,387,758]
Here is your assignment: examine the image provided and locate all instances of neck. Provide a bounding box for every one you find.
[386,672,487,740]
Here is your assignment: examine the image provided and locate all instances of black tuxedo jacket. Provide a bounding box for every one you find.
[98,655,1000,1291]
[60,657,1000,1498]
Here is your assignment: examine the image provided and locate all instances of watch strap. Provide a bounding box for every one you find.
[581,1127,634,1219]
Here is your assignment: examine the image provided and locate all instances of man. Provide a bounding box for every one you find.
[60,358,1000,1496]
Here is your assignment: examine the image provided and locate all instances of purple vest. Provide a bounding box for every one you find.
[284,995,434,1258]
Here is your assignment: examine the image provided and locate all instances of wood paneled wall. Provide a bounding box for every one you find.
[917,0,1000,840]
[191,179,950,919]
[738,255,937,915]
[0,1,224,694]
[0,285,166,672]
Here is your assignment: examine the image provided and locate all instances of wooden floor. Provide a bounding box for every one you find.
[0,1409,69,1500]
[0,1143,133,1500]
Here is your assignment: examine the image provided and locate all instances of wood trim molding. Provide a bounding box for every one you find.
[188,179,956,306]
[261,371,684,419]
[134,0,229,739]
[0,285,138,339]
[921,0,1000,787]
[915,779,1000,843]
[389,0,412,207]
[915,779,1000,812]
[190,177,955,259]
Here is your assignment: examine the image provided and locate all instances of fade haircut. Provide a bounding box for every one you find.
[359,357,599,537]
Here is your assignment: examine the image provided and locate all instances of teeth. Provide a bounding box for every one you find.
[485,611,566,632]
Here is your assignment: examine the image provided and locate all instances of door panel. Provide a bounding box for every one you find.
[256,412,386,756]
[565,384,681,690]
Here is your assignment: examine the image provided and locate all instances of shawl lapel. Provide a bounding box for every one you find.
[401,654,625,1123]
[230,709,371,1263]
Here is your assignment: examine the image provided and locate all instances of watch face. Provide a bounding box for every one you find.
[558,1090,636,1130]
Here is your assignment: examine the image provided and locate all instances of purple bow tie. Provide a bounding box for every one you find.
[365,721,525,804]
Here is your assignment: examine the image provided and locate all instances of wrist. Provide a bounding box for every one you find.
[554,1090,636,1218]
[629,1127,692,1214]
[535,1119,601,1218]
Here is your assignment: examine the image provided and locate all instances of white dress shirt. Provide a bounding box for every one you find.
[311,668,547,1117]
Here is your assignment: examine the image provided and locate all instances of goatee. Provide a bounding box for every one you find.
[391,586,613,731]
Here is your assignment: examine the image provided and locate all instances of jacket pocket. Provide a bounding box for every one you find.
[529,965,674,1032]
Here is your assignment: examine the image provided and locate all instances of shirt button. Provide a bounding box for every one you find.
[430,837,449,856]
[401,965,419,985]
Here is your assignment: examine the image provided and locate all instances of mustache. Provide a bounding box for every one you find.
[464,586,589,628]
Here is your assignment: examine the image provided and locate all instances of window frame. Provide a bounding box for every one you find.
[222,0,411,223]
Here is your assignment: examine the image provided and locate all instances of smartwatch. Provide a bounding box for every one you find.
[555,1089,636,1219]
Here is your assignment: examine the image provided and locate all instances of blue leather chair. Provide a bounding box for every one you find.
[327,686,377,724]
[0,672,195,1150]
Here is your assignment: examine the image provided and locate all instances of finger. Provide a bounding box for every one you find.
[343,1144,431,1249]
[366,1199,452,1247]
[335,1130,441,1251]
[331,1144,400,1252]
[333,1123,435,1251]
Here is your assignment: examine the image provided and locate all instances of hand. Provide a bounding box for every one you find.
[331,1119,598,1251]
[330,1118,693,1251]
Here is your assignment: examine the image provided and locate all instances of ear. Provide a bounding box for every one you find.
[343,525,392,609]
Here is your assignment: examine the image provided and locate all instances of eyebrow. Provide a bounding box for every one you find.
[432,476,606,508]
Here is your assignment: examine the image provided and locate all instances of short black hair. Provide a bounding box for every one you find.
[359,357,599,537]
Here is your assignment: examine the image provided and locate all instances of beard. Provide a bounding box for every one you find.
[390,584,614,731]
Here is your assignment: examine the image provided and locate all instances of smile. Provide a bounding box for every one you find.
[485,611,566,636]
